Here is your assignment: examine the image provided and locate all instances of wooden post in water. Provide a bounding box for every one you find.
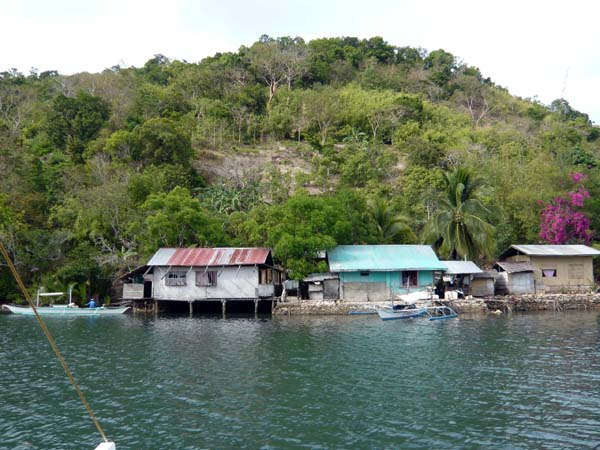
[221,299,227,317]
[154,299,158,316]
[254,299,259,316]
[189,300,193,316]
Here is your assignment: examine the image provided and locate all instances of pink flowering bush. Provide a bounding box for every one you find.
[539,173,592,244]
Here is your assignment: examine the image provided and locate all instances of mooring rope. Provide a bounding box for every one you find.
[0,241,109,443]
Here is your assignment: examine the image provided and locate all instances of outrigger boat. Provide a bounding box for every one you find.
[426,305,458,320]
[2,304,130,316]
[2,288,130,316]
[376,288,435,320]
[376,303,428,320]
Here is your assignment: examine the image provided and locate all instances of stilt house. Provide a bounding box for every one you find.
[125,247,283,303]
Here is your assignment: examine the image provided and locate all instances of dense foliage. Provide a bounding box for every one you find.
[1,35,599,300]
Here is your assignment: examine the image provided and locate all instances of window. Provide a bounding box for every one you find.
[165,271,187,286]
[568,264,584,279]
[259,268,273,285]
[402,271,418,287]
[360,271,370,277]
[542,269,557,278]
[196,271,218,286]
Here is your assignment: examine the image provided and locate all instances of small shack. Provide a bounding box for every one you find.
[440,260,484,296]
[494,261,535,295]
[118,265,152,301]
[302,273,340,300]
[470,271,496,297]
[327,245,446,302]
[498,244,600,292]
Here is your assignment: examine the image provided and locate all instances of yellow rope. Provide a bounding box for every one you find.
[0,241,109,443]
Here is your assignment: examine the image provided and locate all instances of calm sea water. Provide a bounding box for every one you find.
[1,311,599,450]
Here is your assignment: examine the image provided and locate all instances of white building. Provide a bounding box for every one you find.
[123,247,283,303]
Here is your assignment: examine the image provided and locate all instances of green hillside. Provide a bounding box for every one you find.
[1,35,598,298]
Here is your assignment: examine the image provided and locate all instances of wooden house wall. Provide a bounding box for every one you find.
[122,283,144,300]
[153,266,260,300]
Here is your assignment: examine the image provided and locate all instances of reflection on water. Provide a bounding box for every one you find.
[1,312,600,449]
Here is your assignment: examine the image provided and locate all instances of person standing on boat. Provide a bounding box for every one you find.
[86,298,97,308]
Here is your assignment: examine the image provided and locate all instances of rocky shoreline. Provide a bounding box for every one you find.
[273,293,600,316]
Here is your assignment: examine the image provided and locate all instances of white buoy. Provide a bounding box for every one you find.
[95,443,116,450]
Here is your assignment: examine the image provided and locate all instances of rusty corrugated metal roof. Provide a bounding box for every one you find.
[147,247,271,267]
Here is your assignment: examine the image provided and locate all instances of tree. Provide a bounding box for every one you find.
[451,73,496,127]
[338,137,395,188]
[305,37,363,83]
[367,198,416,244]
[49,158,141,272]
[138,54,171,86]
[423,49,457,88]
[539,172,592,244]
[229,192,368,279]
[248,36,309,110]
[142,187,225,250]
[303,86,343,146]
[0,77,35,142]
[423,167,495,260]
[46,92,110,162]
[130,118,193,167]
[360,36,395,64]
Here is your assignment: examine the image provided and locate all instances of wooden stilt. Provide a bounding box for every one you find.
[222,299,227,317]
[154,299,158,315]
[254,299,259,316]
[189,300,193,316]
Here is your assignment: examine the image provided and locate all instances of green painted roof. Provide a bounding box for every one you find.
[328,245,446,272]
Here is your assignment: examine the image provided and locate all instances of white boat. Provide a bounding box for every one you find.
[2,304,130,316]
[376,305,428,320]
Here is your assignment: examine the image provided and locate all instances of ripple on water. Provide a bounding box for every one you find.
[1,312,600,449]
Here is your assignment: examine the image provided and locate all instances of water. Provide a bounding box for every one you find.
[1,311,599,450]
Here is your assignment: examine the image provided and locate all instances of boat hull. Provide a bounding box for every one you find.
[348,310,378,315]
[377,307,428,321]
[427,306,458,320]
[2,305,130,316]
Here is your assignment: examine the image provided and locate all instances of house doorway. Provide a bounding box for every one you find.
[143,281,152,299]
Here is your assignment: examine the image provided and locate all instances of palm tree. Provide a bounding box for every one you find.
[422,167,495,260]
[368,198,416,244]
